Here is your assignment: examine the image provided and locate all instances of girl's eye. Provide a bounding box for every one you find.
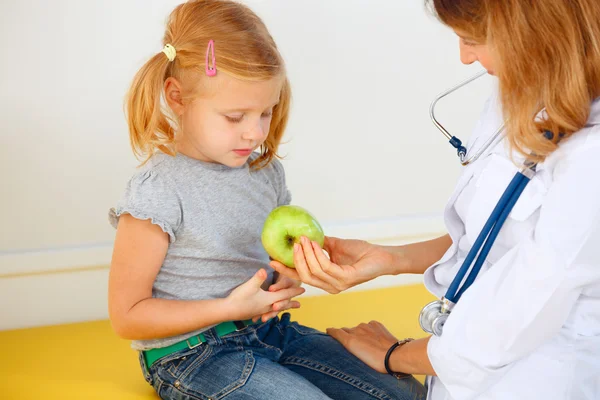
[261,111,273,119]
[226,115,244,123]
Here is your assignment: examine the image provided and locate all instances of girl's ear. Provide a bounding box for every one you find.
[164,77,185,116]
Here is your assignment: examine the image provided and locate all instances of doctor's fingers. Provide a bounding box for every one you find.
[269,260,301,281]
[367,320,386,331]
[312,240,355,291]
[293,243,341,294]
[300,238,346,291]
[312,240,348,280]
[355,323,376,334]
[270,259,335,293]
[326,327,352,345]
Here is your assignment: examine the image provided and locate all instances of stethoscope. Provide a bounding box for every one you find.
[419,70,538,336]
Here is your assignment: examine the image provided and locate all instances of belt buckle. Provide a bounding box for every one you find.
[233,320,247,331]
[186,336,202,349]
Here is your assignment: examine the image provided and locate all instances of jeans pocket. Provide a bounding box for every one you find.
[162,349,255,400]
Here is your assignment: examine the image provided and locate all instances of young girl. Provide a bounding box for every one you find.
[108,1,426,399]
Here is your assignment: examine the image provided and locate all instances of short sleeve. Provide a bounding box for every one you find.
[108,170,182,243]
[271,158,292,206]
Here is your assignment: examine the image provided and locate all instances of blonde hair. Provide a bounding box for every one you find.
[427,0,600,162]
[126,0,290,169]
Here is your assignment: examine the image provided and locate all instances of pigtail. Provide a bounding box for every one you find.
[125,53,176,163]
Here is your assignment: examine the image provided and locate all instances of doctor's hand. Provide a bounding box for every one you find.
[269,236,393,294]
[326,321,399,374]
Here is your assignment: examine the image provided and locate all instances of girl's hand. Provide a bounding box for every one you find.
[326,321,399,374]
[226,269,305,323]
[252,273,302,323]
[270,236,394,294]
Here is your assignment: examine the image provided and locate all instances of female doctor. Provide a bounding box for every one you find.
[270,0,600,398]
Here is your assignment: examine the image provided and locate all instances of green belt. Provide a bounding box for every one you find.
[143,320,254,369]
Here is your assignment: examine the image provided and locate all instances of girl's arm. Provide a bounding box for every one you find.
[108,214,304,340]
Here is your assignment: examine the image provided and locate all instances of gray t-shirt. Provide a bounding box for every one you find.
[109,151,291,350]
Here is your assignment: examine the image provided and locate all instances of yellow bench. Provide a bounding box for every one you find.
[0,285,433,400]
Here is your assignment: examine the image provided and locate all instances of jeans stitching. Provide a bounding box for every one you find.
[212,350,256,399]
[173,346,214,381]
[169,350,255,400]
[282,356,394,400]
[254,333,284,355]
[288,324,328,337]
[163,382,206,400]
[138,351,154,384]
[276,322,286,336]
[154,376,162,394]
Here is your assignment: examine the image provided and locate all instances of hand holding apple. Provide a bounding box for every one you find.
[269,236,395,295]
[261,205,325,268]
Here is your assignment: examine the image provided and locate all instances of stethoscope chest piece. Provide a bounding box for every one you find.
[419,299,451,336]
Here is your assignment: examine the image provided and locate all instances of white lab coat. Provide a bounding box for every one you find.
[423,88,600,400]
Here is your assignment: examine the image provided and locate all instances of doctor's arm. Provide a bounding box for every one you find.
[270,233,452,294]
[384,233,453,274]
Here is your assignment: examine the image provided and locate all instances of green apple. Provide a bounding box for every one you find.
[261,205,325,268]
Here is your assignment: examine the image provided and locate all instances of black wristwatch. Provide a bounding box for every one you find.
[384,338,414,378]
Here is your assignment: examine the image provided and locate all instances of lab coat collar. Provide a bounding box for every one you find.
[587,97,600,126]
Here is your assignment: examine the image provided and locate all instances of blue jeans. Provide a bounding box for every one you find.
[140,313,426,400]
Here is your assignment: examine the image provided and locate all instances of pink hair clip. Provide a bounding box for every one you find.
[205,39,217,76]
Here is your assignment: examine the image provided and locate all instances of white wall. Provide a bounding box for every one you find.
[0,0,494,330]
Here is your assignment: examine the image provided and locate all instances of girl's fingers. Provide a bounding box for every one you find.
[272,299,301,311]
[270,286,305,303]
[272,299,290,311]
[269,281,287,292]
[261,311,279,322]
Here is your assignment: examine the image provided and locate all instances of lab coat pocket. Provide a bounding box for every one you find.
[466,154,547,252]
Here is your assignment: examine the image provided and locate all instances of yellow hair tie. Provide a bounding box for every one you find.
[162,44,176,62]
